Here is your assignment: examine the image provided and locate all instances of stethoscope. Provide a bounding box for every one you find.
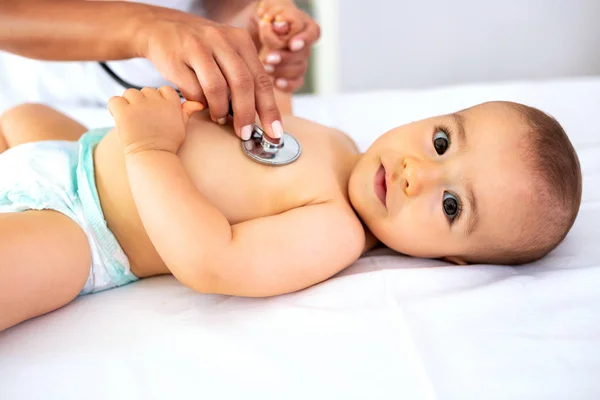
[100,62,302,166]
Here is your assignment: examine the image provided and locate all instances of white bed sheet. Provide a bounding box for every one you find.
[1,77,599,400]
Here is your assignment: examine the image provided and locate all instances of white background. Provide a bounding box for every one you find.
[313,0,600,92]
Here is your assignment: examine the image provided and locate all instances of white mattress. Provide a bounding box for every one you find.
[1,77,600,400]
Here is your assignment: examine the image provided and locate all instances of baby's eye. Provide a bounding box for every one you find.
[433,130,450,155]
[443,192,461,222]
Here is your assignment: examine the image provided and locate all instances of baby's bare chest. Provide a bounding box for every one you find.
[178,116,357,224]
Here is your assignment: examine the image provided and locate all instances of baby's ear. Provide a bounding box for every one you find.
[442,256,468,265]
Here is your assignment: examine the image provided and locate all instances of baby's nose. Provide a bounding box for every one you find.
[402,157,442,196]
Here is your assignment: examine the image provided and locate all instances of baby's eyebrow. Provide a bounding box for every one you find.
[453,113,468,150]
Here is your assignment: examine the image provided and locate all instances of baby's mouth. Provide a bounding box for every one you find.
[374,164,387,207]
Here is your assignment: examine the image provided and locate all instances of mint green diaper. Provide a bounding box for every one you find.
[0,128,138,295]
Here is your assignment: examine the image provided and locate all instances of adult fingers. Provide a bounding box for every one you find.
[288,19,320,52]
[272,18,290,36]
[261,47,310,67]
[188,38,231,125]
[212,35,257,139]
[258,17,288,50]
[266,8,308,44]
[162,63,207,106]
[281,77,305,93]
[274,76,304,92]
[271,61,307,82]
[232,29,283,140]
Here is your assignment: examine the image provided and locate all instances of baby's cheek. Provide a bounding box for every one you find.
[386,204,421,243]
[391,201,449,256]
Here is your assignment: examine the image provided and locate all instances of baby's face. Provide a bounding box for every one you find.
[349,102,536,263]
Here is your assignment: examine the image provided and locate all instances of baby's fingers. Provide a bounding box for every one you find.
[181,101,206,125]
[158,86,181,102]
[107,96,129,118]
[141,87,161,99]
[122,88,144,103]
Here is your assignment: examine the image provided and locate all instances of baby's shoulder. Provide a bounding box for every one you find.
[283,116,359,180]
[299,198,366,259]
[284,115,358,151]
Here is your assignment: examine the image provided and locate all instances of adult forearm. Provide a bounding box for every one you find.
[0,0,151,61]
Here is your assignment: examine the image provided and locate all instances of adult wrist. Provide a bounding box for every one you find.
[127,2,167,59]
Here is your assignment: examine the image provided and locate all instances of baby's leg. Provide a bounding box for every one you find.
[0,105,92,331]
[0,211,91,332]
[0,128,6,153]
[0,104,87,152]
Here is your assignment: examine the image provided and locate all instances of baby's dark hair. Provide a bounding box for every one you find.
[478,102,582,265]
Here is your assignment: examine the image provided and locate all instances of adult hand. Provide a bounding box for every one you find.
[253,0,321,92]
[0,1,284,140]
[136,8,283,140]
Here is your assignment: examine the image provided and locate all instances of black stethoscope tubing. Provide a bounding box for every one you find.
[99,62,185,99]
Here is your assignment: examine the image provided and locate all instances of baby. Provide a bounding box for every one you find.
[0,86,582,332]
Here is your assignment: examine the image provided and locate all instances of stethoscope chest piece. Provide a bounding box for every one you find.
[98,65,303,166]
[242,125,301,166]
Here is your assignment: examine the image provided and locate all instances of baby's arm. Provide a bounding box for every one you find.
[109,87,363,296]
[146,187,362,296]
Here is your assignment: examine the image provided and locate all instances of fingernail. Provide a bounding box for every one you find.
[275,78,288,89]
[273,21,288,29]
[266,53,281,64]
[290,39,305,52]
[275,15,285,22]
[259,19,268,26]
[264,64,275,73]
[241,125,252,141]
[217,117,227,125]
[271,120,283,139]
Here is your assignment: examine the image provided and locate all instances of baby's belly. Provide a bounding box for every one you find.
[93,115,325,277]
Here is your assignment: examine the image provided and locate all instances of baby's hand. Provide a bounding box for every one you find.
[255,0,320,92]
[108,87,204,155]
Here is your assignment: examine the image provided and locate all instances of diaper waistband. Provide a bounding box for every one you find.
[77,128,136,290]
